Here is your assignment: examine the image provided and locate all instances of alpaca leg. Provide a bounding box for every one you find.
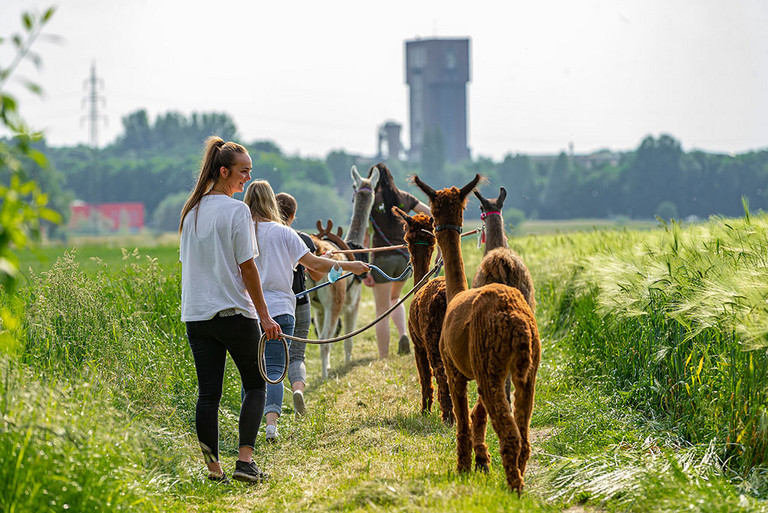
[313,307,329,380]
[343,306,358,364]
[427,338,454,426]
[445,358,471,472]
[512,369,537,477]
[318,310,337,380]
[434,361,455,426]
[470,397,490,472]
[477,374,523,494]
[319,345,331,381]
[411,331,434,413]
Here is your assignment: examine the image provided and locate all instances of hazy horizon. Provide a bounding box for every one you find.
[2,0,767,160]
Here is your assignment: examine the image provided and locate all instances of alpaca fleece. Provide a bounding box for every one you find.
[414,174,541,495]
[396,209,454,425]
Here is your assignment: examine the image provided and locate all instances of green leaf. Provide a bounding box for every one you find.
[22,79,43,96]
[12,34,22,49]
[22,12,33,31]
[1,93,17,111]
[0,257,19,281]
[19,181,36,195]
[40,208,62,224]
[28,148,48,167]
[43,6,56,22]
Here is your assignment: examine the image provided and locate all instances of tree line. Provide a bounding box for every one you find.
[16,110,768,234]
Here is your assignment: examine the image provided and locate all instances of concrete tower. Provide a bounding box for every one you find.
[405,37,471,163]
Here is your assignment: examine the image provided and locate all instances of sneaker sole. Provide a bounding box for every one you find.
[293,391,306,415]
[207,474,230,484]
[232,471,267,483]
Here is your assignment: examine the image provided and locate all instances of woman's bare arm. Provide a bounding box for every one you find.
[239,258,281,339]
[299,252,369,276]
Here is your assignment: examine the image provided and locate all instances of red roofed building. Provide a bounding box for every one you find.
[69,202,145,233]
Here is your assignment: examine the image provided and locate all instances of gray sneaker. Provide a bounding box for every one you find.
[265,424,278,443]
[293,390,306,416]
[232,460,269,483]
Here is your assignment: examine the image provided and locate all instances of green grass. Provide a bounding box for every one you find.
[532,215,768,475]
[514,217,661,236]
[16,242,180,280]
[3,218,768,511]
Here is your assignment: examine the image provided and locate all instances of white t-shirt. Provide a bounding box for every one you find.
[254,221,310,318]
[180,194,259,321]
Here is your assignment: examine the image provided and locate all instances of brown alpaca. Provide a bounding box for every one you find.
[472,187,536,406]
[472,187,535,312]
[392,207,454,426]
[413,174,541,494]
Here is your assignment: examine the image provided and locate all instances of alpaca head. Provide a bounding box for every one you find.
[350,164,379,211]
[412,174,482,231]
[392,206,436,252]
[474,187,506,216]
[352,164,379,193]
[347,165,379,242]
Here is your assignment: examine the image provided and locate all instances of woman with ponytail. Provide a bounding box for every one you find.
[179,136,280,484]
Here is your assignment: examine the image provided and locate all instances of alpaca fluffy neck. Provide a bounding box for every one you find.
[410,244,435,283]
[345,190,373,246]
[484,214,506,254]
[436,229,467,302]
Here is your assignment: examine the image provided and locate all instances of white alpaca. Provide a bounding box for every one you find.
[308,165,379,379]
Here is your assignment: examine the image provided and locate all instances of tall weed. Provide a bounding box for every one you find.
[0,357,156,512]
[21,249,195,419]
[524,216,768,476]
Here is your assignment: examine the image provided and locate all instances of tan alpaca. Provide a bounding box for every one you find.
[472,188,536,406]
[392,207,454,426]
[413,174,540,494]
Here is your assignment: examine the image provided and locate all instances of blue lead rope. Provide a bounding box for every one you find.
[369,263,413,282]
[295,263,413,299]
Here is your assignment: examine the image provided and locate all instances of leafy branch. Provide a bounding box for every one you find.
[1,7,61,353]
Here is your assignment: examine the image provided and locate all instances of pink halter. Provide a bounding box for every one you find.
[480,211,501,220]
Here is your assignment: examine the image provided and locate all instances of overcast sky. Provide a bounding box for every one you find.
[2,0,767,160]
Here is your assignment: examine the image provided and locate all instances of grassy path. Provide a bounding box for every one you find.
[170,265,768,511]
[174,293,561,512]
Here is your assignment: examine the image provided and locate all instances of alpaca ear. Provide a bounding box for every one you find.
[473,189,491,212]
[413,175,436,200]
[368,166,380,189]
[351,165,362,188]
[497,187,507,206]
[391,206,411,228]
[459,174,481,199]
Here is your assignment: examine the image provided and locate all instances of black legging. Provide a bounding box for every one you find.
[186,314,266,461]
